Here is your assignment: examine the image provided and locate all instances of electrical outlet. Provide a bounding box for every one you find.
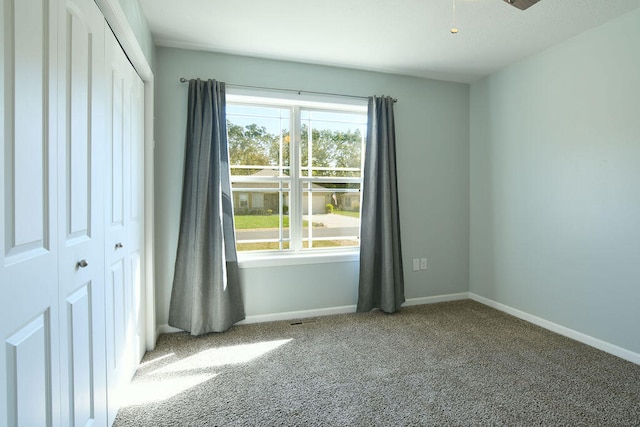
[420,258,427,270]
[412,258,420,271]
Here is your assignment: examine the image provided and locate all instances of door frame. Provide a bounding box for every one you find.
[95,0,156,351]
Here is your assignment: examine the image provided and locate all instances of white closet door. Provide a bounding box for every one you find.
[0,0,62,425]
[57,0,108,425]
[129,74,146,363]
[104,28,145,425]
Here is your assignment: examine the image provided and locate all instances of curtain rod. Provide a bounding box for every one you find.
[179,77,397,103]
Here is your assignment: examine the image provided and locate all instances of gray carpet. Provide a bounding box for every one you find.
[114,300,640,426]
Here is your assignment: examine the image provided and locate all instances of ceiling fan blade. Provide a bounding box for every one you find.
[503,0,540,10]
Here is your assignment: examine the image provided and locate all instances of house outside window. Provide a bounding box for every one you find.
[227,93,366,256]
[237,193,249,208]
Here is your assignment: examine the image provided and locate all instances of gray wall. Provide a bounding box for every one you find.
[154,47,470,326]
[470,9,640,353]
[116,0,154,69]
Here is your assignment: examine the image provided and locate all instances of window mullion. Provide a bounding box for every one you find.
[290,106,303,252]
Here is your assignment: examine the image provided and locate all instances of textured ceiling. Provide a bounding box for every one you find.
[139,0,640,83]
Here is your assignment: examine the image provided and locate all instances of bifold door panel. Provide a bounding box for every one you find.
[1,0,145,425]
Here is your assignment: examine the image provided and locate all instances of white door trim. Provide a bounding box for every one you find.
[94,0,156,351]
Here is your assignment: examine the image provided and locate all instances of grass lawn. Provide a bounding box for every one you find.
[234,215,315,230]
[334,209,360,218]
[234,215,288,229]
[237,239,358,252]
[237,242,288,251]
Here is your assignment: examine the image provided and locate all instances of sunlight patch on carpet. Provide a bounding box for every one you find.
[153,339,293,374]
[121,373,218,406]
[138,352,175,368]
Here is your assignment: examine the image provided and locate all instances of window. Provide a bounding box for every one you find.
[238,193,249,208]
[227,93,367,256]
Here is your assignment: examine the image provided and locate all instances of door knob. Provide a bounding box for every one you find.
[115,242,124,249]
[77,259,89,269]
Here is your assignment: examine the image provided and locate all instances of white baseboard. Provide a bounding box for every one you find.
[469,293,640,365]
[156,306,357,336]
[156,292,639,366]
[157,324,183,336]
[403,292,470,306]
[156,292,470,335]
[239,305,357,325]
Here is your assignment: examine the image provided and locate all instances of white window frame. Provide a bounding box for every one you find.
[227,89,367,267]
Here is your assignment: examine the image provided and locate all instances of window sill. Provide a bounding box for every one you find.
[238,250,360,269]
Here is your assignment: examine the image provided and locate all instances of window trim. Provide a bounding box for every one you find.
[227,91,367,264]
[238,249,360,268]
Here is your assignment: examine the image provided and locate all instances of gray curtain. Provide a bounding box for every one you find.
[357,96,405,313]
[169,79,245,335]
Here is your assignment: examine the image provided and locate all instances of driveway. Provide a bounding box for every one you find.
[303,213,360,228]
[236,213,360,241]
